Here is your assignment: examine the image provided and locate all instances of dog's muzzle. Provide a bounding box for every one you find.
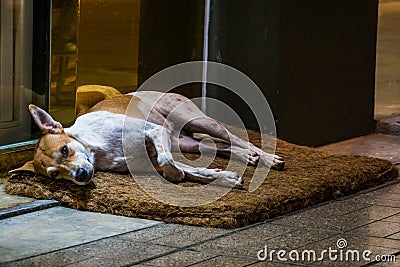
[75,168,93,184]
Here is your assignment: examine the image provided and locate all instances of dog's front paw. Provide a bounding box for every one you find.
[212,169,243,189]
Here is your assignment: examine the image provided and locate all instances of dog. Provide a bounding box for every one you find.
[13,91,284,188]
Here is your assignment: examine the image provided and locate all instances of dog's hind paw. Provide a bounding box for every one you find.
[259,153,285,170]
[272,155,285,170]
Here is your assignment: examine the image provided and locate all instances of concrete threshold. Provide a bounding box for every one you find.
[0,207,162,264]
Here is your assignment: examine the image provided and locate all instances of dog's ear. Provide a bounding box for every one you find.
[8,160,36,175]
[29,104,64,134]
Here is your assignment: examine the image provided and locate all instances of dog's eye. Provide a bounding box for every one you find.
[61,145,69,158]
[50,171,59,178]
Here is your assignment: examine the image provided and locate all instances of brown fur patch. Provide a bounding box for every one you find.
[88,95,140,115]
[33,134,83,180]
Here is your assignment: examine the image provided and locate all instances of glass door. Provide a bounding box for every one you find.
[0,0,49,148]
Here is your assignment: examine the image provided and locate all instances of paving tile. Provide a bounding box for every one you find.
[350,220,400,238]
[313,232,400,250]
[139,250,217,266]
[0,185,35,210]
[190,225,290,259]
[353,191,400,208]
[64,239,174,267]
[0,248,92,267]
[357,197,400,208]
[358,188,400,200]
[379,183,400,195]
[190,223,332,259]
[383,213,400,223]
[319,247,398,266]
[353,236,400,250]
[347,206,400,221]
[190,255,256,266]
[255,229,335,255]
[248,260,305,266]
[147,224,230,248]
[373,261,399,267]
[310,259,371,267]
[387,232,400,240]
[0,207,161,263]
[272,205,399,233]
[271,214,354,233]
[270,198,372,229]
[120,223,192,243]
[2,237,175,267]
[288,198,372,218]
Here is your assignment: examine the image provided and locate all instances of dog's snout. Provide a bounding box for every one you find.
[75,168,90,183]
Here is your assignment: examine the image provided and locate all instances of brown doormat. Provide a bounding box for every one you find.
[3,130,398,229]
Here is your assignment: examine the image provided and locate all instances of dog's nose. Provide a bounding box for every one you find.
[75,168,90,182]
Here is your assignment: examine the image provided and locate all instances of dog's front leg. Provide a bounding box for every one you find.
[174,162,243,189]
[145,125,185,182]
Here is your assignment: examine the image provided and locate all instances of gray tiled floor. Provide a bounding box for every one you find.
[10,183,396,267]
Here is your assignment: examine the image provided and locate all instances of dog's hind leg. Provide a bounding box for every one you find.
[155,94,284,169]
[174,133,260,165]
[178,117,284,169]
[182,117,284,169]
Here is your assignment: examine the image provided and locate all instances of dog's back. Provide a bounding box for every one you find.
[88,95,136,115]
[87,93,168,127]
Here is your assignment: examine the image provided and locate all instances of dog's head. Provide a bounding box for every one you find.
[11,105,95,185]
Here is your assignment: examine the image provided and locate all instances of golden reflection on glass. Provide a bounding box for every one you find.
[50,0,78,126]
[51,0,141,124]
[77,0,140,93]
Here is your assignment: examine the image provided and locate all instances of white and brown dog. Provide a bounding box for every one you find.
[14,91,284,188]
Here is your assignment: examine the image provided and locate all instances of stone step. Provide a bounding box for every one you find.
[0,199,58,220]
[319,133,400,165]
[376,115,400,136]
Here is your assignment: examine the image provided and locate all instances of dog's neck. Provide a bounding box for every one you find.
[64,126,107,155]
[64,111,128,171]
